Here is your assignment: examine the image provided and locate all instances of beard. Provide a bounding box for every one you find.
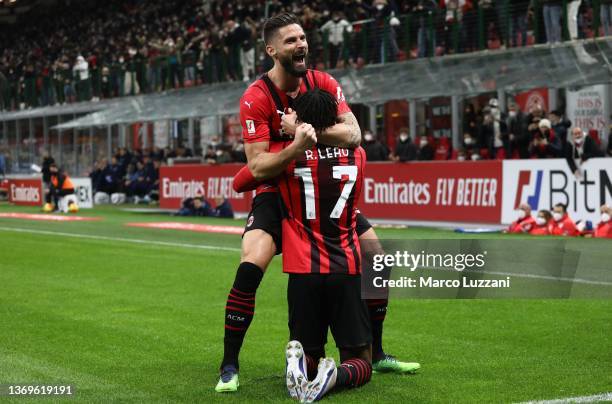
[279,53,307,77]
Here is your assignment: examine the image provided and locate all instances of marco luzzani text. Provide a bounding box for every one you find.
[371,251,511,289]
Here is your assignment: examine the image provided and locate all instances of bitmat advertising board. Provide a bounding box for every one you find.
[501,158,612,225]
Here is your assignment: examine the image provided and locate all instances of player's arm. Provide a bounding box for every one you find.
[319,111,361,148]
[282,109,361,148]
[246,124,316,181]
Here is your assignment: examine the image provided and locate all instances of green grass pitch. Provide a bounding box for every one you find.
[0,204,610,403]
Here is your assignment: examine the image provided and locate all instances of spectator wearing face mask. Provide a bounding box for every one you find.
[551,203,579,236]
[363,131,390,161]
[564,127,603,178]
[507,203,536,234]
[391,128,417,162]
[506,102,527,158]
[594,205,612,238]
[417,136,434,161]
[529,118,562,158]
[529,210,556,235]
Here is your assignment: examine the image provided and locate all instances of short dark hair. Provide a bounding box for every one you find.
[263,12,300,44]
[554,203,567,213]
[293,88,338,133]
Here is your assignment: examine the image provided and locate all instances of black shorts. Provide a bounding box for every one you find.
[243,193,373,255]
[355,209,372,237]
[243,192,283,254]
[287,273,372,351]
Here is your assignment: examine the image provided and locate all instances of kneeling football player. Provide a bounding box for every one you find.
[278,89,372,402]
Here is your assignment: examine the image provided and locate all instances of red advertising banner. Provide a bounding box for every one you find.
[159,164,252,211]
[8,177,44,206]
[358,161,503,223]
[515,88,549,113]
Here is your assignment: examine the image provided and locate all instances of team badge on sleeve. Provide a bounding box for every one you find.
[246,120,256,135]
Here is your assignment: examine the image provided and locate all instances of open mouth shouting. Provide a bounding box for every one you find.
[293,52,306,69]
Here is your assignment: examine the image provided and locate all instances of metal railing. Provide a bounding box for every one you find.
[1,1,608,111]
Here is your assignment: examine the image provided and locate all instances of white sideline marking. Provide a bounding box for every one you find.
[517,392,612,403]
[1,226,611,287]
[0,226,241,253]
[471,269,612,287]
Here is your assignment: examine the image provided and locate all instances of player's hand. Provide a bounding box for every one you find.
[292,123,317,154]
[281,108,298,136]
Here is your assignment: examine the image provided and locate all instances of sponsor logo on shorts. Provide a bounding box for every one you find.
[247,215,255,227]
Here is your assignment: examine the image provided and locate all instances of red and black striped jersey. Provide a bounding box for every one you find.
[239,69,351,195]
[279,145,366,275]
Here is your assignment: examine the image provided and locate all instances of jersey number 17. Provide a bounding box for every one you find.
[294,165,358,220]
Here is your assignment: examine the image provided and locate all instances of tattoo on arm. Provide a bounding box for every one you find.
[338,112,362,147]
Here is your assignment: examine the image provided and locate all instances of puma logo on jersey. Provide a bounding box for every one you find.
[244,100,253,109]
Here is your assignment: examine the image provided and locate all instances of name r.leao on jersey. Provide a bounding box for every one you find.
[305,146,350,161]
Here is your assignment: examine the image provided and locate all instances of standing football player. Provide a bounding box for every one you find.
[216,13,419,393]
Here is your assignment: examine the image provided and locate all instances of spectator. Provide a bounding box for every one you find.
[542,0,563,43]
[415,0,439,58]
[567,0,582,40]
[529,209,556,235]
[320,11,352,69]
[73,55,91,102]
[175,196,234,218]
[391,128,417,162]
[594,205,612,238]
[481,98,508,158]
[507,203,535,234]
[240,18,257,81]
[506,102,527,158]
[551,203,579,236]
[463,103,478,137]
[510,1,530,47]
[363,131,390,161]
[89,158,105,193]
[225,19,254,81]
[417,136,434,160]
[529,118,562,158]
[507,203,537,234]
[99,156,123,195]
[549,110,571,145]
[456,148,468,161]
[0,68,7,111]
[564,127,602,177]
[602,0,612,36]
[125,160,151,203]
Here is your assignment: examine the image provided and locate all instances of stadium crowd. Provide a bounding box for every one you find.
[366,98,612,163]
[1,0,611,110]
